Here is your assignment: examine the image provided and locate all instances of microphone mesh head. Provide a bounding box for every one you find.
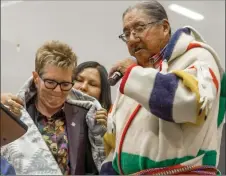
[108,72,122,86]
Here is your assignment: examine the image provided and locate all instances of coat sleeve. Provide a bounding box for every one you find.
[119,48,221,124]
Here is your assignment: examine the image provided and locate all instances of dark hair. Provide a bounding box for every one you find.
[123,0,171,35]
[74,61,112,112]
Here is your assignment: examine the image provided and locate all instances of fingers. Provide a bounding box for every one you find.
[95,108,108,127]
[10,95,24,107]
[1,93,24,108]
[95,114,107,120]
[96,119,107,127]
[6,98,23,110]
[1,93,13,104]
[96,108,108,117]
[2,96,23,118]
[4,103,22,118]
[1,93,23,118]
[9,106,22,117]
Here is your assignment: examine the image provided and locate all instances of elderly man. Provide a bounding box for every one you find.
[102,0,225,175]
[1,40,106,175]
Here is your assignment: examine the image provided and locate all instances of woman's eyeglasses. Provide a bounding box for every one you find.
[40,78,74,91]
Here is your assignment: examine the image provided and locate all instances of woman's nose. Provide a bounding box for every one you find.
[53,84,62,92]
[79,82,88,92]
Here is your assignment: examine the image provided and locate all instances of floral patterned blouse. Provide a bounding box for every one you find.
[36,109,70,175]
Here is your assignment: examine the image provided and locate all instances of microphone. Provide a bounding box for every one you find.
[108,56,137,86]
[108,71,122,86]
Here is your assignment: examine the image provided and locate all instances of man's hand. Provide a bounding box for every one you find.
[1,93,24,117]
[95,108,108,127]
[109,58,137,77]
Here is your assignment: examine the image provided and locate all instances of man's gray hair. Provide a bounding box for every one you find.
[123,0,171,34]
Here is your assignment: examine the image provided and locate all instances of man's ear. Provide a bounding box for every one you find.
[32,71,39,84]
[162,19,170,37]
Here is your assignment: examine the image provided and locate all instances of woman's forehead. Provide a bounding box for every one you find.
[79,68,100,81]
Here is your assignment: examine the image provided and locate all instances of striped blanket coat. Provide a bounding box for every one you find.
[101,26,225,175]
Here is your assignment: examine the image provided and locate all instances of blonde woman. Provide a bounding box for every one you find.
[1,41,106,175]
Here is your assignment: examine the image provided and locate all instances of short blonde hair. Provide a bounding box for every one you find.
[35,40,77,77]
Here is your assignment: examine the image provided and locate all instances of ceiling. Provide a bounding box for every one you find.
[1,0,225,95]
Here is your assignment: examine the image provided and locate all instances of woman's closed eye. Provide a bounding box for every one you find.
[75,78,83,82]
[89,81,99,87]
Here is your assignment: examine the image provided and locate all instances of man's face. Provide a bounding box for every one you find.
[33,64,73,109]
[123,9,169,67]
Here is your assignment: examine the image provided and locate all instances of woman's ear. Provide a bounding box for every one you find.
[32,71,39,85]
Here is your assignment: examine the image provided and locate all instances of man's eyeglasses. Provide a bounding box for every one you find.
[119,21,159,43]
[41,78,74,91]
